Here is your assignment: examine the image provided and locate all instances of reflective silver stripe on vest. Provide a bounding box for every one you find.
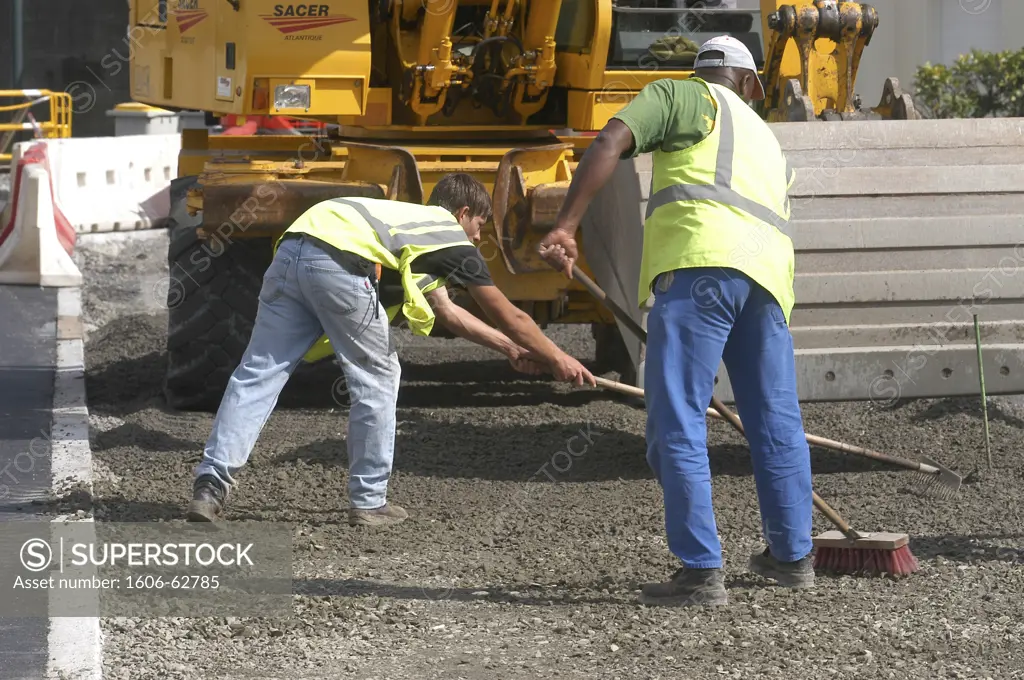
[330,198,468,251]
[390,223,467,250]
[384,275,439,314]
[644,93,792,237]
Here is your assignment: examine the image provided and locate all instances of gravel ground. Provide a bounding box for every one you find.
[76,231,1024,679]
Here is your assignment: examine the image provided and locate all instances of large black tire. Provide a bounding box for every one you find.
[163,176,274,411]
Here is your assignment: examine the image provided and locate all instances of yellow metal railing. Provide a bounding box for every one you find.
[0,89,72,166]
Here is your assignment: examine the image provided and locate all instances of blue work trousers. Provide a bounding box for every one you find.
[645,266,813,568]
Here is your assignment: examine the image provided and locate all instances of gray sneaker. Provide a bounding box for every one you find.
[639,567,729,607]
[348,502,408,527]
[748,547,815,588]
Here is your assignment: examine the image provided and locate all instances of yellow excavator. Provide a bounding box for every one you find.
[128,0,1019,411]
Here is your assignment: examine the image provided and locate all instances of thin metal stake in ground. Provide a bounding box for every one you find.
[974,313,992,470]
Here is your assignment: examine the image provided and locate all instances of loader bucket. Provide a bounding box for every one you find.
[579,157,653,386]
[579,117,1024,403]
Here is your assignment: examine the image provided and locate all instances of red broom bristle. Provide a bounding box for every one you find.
[812,545,920,577]
[893,545,919,575]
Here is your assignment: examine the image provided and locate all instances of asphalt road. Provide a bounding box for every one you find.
[0,285,57,680]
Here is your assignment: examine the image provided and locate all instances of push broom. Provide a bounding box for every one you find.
[594,374,920,576]
[565,264,920,577]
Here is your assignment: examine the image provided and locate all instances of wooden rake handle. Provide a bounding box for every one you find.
[592,377,861,540]
[570,266,937,475]
[592,376,935,474]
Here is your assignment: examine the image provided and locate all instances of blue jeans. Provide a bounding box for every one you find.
[645,267,813,568]
[195,235,401,510]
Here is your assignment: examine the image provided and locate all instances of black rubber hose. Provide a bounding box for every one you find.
[469,34,523,59]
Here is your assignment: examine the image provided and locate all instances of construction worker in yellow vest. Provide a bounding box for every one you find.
[539,36,814,606]
[188,173,595,526]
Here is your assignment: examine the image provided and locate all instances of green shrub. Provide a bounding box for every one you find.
[913,47,1024,118]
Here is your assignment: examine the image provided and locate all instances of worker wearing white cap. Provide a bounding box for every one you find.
[539,35,814,606]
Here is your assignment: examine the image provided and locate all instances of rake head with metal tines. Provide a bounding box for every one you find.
[910,456,962,500]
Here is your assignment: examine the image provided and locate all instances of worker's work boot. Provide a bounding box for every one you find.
[748,547,815,588]
[186,474,227,522]
[638,566,729,607]
[348,502,408,527]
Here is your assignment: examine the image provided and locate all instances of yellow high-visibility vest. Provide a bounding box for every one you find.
[276,196,472,363]
[640,78,798,322]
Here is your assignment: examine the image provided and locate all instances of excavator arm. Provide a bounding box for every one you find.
[383,0,563,124]
[760,0,918,121]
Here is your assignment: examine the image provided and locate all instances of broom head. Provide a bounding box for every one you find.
[812,530,919,577]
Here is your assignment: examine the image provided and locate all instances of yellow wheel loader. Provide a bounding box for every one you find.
[128,0,1024,411]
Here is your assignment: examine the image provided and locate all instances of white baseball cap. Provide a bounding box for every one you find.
[694,35,765,101]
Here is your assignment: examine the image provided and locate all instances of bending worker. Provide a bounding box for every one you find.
[188,173,595,526]
[539,36,814,606]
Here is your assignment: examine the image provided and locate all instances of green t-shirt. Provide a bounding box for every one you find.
[612,78,718,159]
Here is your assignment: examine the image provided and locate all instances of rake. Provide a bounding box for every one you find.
[569,265,960,498]
[593,376,959,497]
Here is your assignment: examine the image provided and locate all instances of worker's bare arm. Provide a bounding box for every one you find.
[462,285,563,364]
[549,78,677,244]
[540,79,681,276]
[466,284,596,386]
[425,287,522,359]
[553,120,635,236]
[537,121,634,277]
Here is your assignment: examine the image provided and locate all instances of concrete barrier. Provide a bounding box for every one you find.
[37,133,181,234]
[0,142,82,286]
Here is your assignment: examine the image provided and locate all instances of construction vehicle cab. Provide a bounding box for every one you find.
[127,0,1020,413]
[601,1,763,68]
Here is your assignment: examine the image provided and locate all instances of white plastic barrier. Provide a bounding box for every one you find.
[39,133,181,234]
[0,142,82,286]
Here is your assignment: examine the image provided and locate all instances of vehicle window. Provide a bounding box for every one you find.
[607,1,764,70]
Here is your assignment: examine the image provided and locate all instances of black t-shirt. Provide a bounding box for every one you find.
[378,245,494,309]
